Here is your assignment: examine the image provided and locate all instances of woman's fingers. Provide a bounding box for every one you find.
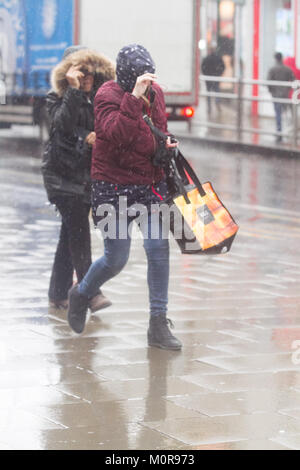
[68,65,83,76]
[85,132,96,146]
[166,137,179,148]
[136,73,157,86]
[138,73,157,81]
[132,73,157,99]
[66,65,84,89]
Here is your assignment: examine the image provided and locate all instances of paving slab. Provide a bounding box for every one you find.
[141,414,300,447]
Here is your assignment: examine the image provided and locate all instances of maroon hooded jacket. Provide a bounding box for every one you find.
[91,80,167,185]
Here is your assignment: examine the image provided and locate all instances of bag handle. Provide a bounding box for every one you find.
[177,152,207,198]
[143,115,207,198]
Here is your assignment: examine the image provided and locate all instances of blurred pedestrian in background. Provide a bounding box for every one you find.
[67,44,182,351]
[42,46,115,311]
[284,56,300,82]
[267,52,295,143]
[201,44,225,116]
[284,56,300,104]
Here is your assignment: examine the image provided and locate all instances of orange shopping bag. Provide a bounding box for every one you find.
[142,115,239,255]
[164,153,239,255]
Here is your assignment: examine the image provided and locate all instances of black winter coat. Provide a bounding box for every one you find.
[201,53,225,77]
[42,87,95,203]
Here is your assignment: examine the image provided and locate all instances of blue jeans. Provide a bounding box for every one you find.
[274,102,283,133]
[78,211,170,317]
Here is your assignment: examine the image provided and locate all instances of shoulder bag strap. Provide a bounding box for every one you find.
[177,152,207,198]
[143,115,207,198]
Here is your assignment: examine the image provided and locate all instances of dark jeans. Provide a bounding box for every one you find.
[206,81,221,114]
[48,196,92,302]
[274,102,283,133]
[78,211,170,317]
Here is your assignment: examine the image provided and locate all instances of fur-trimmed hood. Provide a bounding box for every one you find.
[51,49,116,97]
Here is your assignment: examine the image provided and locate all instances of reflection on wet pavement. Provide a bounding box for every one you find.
[0,131,300,450]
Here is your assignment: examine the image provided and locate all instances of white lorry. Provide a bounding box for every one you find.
[78,0,200,126]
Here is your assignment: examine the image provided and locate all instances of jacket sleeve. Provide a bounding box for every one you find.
[201,57,208,75]
[288,69,295,81]
[46,88,86,136]
[267,69,274,93]
[94,90,145,147]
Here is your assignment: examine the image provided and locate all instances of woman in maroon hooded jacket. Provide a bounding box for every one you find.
[67,44,182,351]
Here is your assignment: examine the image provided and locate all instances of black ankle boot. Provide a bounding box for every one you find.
[67,285,89,334]
[148,315,182,351]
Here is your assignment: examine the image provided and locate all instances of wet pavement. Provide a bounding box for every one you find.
[1,126,300,450]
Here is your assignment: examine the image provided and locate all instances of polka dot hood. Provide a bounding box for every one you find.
[116,44,156,93]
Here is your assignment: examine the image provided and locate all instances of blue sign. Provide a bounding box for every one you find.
[24,0,74,93]
[0,0,27,93]
[0,0,74,95]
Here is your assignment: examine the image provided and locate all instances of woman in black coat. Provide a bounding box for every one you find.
[42,46,115,311]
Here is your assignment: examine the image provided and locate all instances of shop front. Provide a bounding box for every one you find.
[253,0,300,115]
[260,0,295,80]
[200,0,246,91]
[200,0,300,114]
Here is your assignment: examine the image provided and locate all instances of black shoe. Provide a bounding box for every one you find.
[67,285,89,334]
[148,315,182,351]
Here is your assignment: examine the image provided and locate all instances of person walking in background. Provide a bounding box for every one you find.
[42,46,115,312]
[201,44,225,116]
[267,52,295,143]
[66,44,182,351]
